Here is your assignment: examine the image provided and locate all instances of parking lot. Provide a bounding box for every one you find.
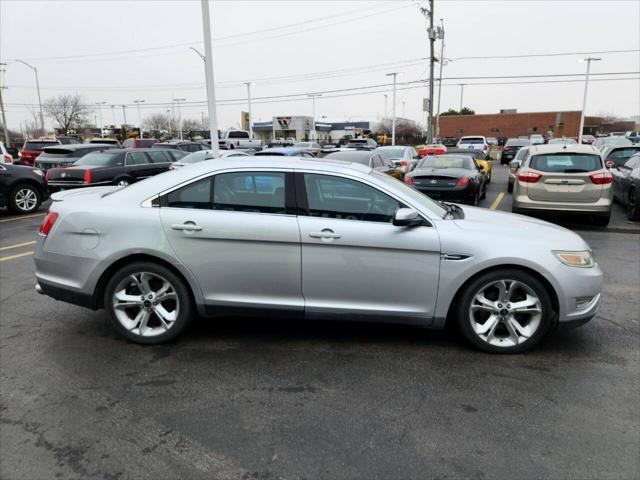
[0,163,638,479]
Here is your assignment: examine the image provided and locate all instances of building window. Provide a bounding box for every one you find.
[527,127,538,133]
[455,128,464,134]
[490,128,500,132]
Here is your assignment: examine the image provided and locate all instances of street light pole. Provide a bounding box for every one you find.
[308,94,321,141]
[0,63,10,147]
[244,81,254,139]
[578,57,601,144]
[402,101,406,118]
[386,72,400,146]
[459,84,465,111]
[110,105,117,126]
[200,0,220,157]
[133,99,145,137]
[14,59,45,137]
[173,98,186,140]
[420,0,436,143]
[435,18,445,139]
[95,102,106,137]
[384,94,388,118]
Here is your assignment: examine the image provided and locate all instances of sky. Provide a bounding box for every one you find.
[1,0,639,133]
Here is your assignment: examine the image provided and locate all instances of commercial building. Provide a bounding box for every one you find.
[252,116,375,144]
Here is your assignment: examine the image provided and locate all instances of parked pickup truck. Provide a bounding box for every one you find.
[219,130,262,150]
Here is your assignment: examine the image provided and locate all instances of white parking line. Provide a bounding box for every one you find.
[0,240,37,251]
[0,213,46,223]
[0,251,34,262]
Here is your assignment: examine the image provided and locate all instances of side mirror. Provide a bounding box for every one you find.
[509,160,520,169]
[393,208,423,227]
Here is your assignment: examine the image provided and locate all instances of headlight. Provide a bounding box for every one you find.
[32,168,44,177]
[552,250,594,268]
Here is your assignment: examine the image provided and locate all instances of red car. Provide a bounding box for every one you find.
[17,139,60,166]
[417,144,447,158]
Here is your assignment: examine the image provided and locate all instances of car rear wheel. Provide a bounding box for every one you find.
[456,269,554,353]
[507,180,514,193]
[115,177,132,187]
[8,183,41,214]
[627,188,639,221]
[104,262,193,344]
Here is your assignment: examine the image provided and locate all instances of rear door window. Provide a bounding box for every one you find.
[148,151,172,163]
[125,152,150,166]
[213,172,287,214]
[530,154,601,172]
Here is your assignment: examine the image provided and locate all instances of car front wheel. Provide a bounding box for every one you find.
[9,183,41,214]
[104,262,193,344]
[456,269,555,353]
[627,188,639,221]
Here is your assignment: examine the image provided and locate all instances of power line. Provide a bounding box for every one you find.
[451,48,640,61]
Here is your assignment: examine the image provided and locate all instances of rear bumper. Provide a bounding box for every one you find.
[513,191,613,214]
[35,279,98,310]
[413,185,476,202]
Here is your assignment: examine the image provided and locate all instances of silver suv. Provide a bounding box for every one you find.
[34,157,603,353]
[512,144,612,226]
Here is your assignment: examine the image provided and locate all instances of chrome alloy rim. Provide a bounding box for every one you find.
[469,279,542,347]
[112,272,179,337]
[117,179,129,187]
[15,188,37,211]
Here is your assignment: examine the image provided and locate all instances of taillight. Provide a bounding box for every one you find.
[404,176,413,185]
[83,169,91,184]
[456,176,469,186]
[38,212,58,236]
[400,160,408,168]
[503,147,511,151]
[45,169,50,181]
[590,171,613,184]
[2,153,10,163]
[518,169,542,183]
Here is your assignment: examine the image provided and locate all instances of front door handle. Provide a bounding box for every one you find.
[309,229,341,240]
[171,223,203,232]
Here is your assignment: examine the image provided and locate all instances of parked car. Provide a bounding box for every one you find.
[610,152,640,221]
[35,144,120,172]
[170,149,250,169]
[497,137,508,146]
[443,149,493,183]
[601,144,640,169]
[0,163,48,213]
[501,138,530,165]
[320,144,340,154]
[122,138,158,149]
[441,137,458,147]
[86,137,122,147]
[512,144,612,226]
[323,150,404,179]
[507,147,529,193]
[404,154,486,205]
[530,134,545,145]
[152,141,206,153]
[293,142,322,156]
[45,148,183,190]
[417,144,447,158]
[34,156,604,353]
[345,138,378,150]
[592,137,631,151]
[548,138,577,145]
[486,137,498,147]
[219,130,262,150]
[456,136,490,154]
[55,136,82,145]
[626,131,640,143]
[374,146,419,172]
[1,141,14,164]
[254,147,316,158]
[581,135,596,145]
[17,139,61,166]
[609,132,626,137]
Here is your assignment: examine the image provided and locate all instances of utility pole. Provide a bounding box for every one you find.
[386,72,400,146]
[402,100,406,118]
[122,105,128,127]
[201,112,206,130]
[14,59,45,137]
[96,102,106,137]
[421,1,436,143]
[384,94,388,118]
[200,0,220,157]
[244,81,254,139]
[173,98,186,140]
[308,93,321,141]
[459,84,465,111]
[0,63,10,147]
[110,105,117,126]
[133,99,145,137]
[435,18,445,139]
[578,57,601,143]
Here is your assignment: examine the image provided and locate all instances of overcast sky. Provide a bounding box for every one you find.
[1,0,639,132]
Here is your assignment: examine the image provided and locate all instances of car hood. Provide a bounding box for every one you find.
[452,205,589,250]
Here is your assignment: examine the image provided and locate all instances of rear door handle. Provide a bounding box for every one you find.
[309,229,341,239]
[171,223,203,232]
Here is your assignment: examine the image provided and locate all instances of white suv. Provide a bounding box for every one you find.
[457,136,490,154]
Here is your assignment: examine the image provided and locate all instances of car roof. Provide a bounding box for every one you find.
[528,144,601,155]
[43,144,115,151]
[324,150,373,159]
[257,147,308,155]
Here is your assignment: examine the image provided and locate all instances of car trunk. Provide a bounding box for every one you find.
[46,167,88,184]
[35,148,76,170]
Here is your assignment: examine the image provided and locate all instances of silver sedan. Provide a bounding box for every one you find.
[34,157,603,353]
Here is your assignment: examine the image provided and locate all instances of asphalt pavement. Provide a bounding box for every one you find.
[1,164,639,480]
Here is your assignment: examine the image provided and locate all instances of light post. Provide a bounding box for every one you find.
[244,81,255,138]
[578,57,601,144]
[386,72,401,146]
[200,0,220,157]
[14,59,45,136]
[133,99,145,137]
[459,84,465,111]
[402,101,406,118]
[435,18,446,139]
[384,94,388,118]
[173,98,186,140]
[110,105,117,126]
[95,102,106,137]
[308,93,321,141]
[201,112,206,130]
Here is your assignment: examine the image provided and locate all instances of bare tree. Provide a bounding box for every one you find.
[43,94,91,134]
[375,119,423,144]
[143,113,170,131]
[182,118,200,131]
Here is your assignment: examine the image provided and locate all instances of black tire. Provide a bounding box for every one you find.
[8,183,41,214]
[480,182,487,200]
[507,181,514,193]
[592,212,610,227]
[472,190,479,206]
[104,261,193,345]
[455,269,555,354]
[627,188,640,221]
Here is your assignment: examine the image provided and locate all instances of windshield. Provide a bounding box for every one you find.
[294,143,310,148]
[549,138,577,144]
[606,147,640,167]
[418,156,474,170]
[514,147,529,161]
[179,150,211,164]
[459,137,483,144]
[24,141,58,151]
[376,148,404,159]
[530,153,601,172]
[372,171,448,219]
[73,151,118,166]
